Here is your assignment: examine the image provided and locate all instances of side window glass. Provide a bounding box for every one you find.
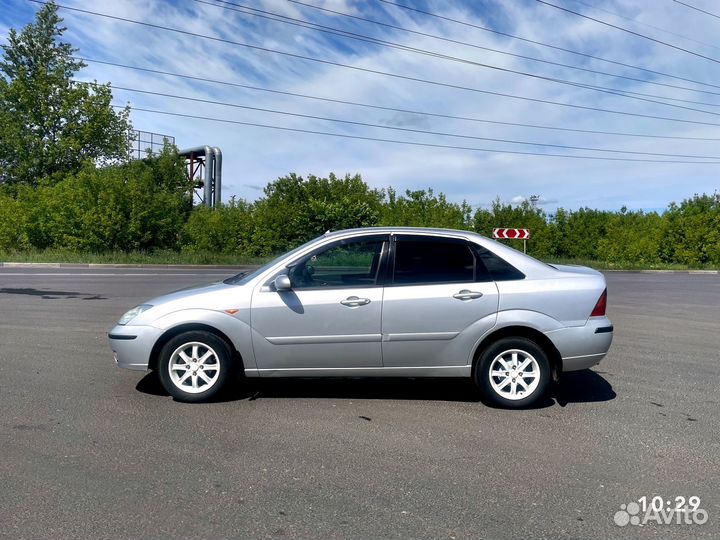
[393,238,475,285]
[474,247,526,281]
[288,239,385,289]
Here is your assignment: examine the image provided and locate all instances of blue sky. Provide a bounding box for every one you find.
[2,0,720,211]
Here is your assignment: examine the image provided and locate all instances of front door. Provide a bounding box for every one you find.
[251,235,389,372]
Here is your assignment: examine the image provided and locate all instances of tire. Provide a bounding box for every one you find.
[474,337,551,409]
[158,331,233,402]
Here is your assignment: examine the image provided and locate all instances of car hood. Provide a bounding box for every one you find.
[128,281,250,325]
[150,281,233,305]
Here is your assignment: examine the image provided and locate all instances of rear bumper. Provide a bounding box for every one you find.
[108,325,162,371]
[545,317,614,372]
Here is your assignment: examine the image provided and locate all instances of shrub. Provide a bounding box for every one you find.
[182,198,254,254]
[661,194,720,265]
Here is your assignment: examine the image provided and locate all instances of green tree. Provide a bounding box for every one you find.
[597,210,662,264]
[551,207,610,260]
[182,198,255,254]
[474,198,552,258]
[0,188,30,250]
[0,2,131,186]
[251,173,383,255]
[380,187,472,229]
[11,146,190,251]
[660,193,720,265]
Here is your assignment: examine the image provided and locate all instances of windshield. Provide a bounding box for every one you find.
[222,237,321,285]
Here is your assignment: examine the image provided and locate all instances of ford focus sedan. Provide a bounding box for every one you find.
[108,227,613,408]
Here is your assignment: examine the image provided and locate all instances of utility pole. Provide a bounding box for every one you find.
[527,195,541,253]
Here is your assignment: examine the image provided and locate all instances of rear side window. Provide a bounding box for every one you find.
[474,246,525,281]
[393,237,483,285]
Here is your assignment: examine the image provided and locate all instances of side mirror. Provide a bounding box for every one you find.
[274,274,292,291]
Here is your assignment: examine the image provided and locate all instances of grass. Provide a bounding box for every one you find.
[0,249,270,266]
[543,258,718,271]
[0,249,716,271]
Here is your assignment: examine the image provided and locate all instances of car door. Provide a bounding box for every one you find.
[251,234,389,372]
[381,234,499,368]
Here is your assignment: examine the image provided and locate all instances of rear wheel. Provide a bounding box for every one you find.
[475,337,551,408]
[158,331,232,402]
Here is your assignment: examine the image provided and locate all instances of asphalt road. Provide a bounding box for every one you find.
[0,268,718,539]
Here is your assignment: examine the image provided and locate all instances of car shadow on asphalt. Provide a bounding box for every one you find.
[553,370,617,407]
[135,369,616,408]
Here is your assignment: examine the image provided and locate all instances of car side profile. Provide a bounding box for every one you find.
[108,227,613,408]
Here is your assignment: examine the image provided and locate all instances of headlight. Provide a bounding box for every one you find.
[118,304,153,325]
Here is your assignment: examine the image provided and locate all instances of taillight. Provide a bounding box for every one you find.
[590,288,607,317]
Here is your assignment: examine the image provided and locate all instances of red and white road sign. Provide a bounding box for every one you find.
[492,228,531,240]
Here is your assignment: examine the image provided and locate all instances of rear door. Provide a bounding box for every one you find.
[381,234,499,368]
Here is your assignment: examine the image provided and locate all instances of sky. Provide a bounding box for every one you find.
[2,0,720,212]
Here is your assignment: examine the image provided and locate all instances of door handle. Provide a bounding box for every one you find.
[453,290,483,301]
[340,296,371,307]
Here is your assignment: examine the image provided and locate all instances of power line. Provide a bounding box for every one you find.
[269,0,720,98]
[197,0,720,113]
[535,0,720,64]
[113,104,720,164]
[569,0,720,52]
[672,0,720,21]
[106,82,720,160]
[32,2,720,128]
[198,0,720,116]
[377,0,720,91]
[582,85,720,108]
[79,57,720,142]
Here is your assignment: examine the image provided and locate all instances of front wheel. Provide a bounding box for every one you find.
[475,337,551,408]
[158,331,232,402]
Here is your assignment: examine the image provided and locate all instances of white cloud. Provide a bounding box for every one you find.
[8,0,719,210]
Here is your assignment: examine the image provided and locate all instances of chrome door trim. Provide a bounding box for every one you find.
[382,331,459,342]
[265,333,382,345]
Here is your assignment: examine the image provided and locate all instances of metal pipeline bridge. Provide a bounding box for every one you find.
[179,146,222,208]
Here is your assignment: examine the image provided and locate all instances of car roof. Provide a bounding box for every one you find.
[324,227,554,278]
[325,226,482,239]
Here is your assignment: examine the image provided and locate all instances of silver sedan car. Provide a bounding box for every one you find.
[108,227,613,408]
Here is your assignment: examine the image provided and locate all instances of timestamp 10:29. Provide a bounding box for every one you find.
[638,496,701,513]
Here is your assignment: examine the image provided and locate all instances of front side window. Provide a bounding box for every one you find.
[288,237,386,289]
[393,237,482,285]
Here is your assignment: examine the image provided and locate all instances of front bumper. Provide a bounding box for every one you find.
[545,316,614,372]
[108,324,163,371]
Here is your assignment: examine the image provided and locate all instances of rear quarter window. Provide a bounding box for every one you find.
[474,246,526,281]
